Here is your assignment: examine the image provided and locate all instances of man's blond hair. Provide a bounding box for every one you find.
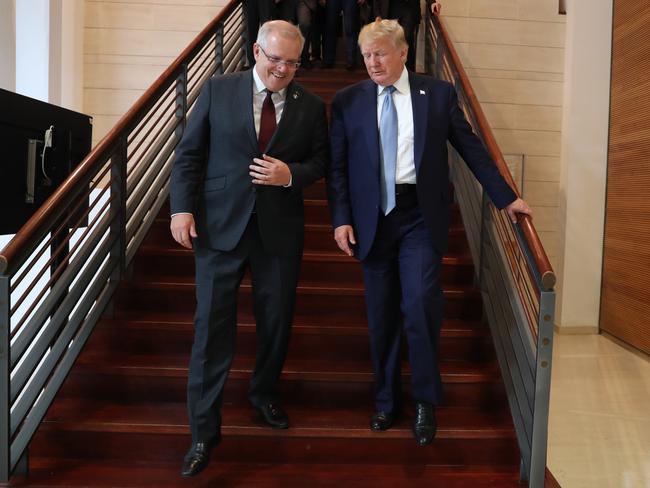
[358,18,408,49]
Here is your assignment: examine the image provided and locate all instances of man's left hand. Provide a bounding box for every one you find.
[505,197,532,223]
[250,154,292,186]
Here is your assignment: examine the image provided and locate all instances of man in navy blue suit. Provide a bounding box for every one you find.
[327,19,531,446]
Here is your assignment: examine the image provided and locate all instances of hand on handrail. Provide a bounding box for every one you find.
[505,197,532,224]
[431,1,442,15]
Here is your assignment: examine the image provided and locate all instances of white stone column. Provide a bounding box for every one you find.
[555,0,613,332]
[15,0,51,101]
[0,0,16,91]
[14,0,84,110]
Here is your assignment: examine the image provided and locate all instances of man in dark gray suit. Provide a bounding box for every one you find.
[170,20,328,477]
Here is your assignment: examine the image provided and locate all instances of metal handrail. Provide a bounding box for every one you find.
[425,11,556,488]
[0,0,247,480]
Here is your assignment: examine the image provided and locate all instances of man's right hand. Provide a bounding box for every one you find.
[334,225,356,257]
[170,214,198,249]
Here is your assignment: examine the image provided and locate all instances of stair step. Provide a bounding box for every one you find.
[85,316,494,363]
[20,459,523,487]
[114,281,483,321]
[142,220,470,255]
[32,399,518,467]
[157,199,464,228]
[58,349,507,409]
[42,399,515,439]
[133,248,475,286]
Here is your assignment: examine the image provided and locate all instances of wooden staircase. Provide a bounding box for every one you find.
[13,67,523,486]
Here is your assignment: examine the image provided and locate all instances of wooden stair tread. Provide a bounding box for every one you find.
[74,352,500,382]
[98,315,487,336]
[122,279,480,297]
[42,399,515,439]
[110,310,485,332]
[20,459,522,487]
[137,245,474,264]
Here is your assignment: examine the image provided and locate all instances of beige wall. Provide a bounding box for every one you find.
[441,0,566,269]
[83,0,228,146]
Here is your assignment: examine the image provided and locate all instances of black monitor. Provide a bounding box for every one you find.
[0,89,92,235]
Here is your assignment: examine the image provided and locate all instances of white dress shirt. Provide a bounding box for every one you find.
[252,66,286,135]
[376,66,416,184]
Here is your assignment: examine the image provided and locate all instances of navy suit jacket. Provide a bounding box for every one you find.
[327,71,516,260]
[170,70,328,256]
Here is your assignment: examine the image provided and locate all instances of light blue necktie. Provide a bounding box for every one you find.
[379,85,397,215]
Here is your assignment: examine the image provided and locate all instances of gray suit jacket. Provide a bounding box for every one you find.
[170,70,328,256]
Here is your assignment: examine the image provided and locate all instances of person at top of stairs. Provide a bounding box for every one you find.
[169,20,328,477]
[327,18,531,446]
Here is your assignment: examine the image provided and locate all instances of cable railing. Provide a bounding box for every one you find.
[425,11,556,488]
[0,0,246,480]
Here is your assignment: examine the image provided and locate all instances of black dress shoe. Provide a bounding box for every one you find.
[256,402,289,429]
[181,441,214,477]
[413,402,437,446]
[370,411,394,431]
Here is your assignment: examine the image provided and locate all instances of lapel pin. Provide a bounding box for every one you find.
[419,90,425,95]
[293,91,299,99]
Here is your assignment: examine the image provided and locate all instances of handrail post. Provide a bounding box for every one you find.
[239,8,248,67]
[435,28,444,79]
[476,174,490,288]
[529,290,555,488]
[215,22,225,75]
[176,64,189,141]
[108,138,128,314]
[0,276,9,482]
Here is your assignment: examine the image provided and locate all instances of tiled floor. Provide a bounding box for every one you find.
[548,334,650,488]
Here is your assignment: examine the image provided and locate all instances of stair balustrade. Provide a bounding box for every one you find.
[0,5,555,486]
[426,11,557,488]
[0,1,246,480]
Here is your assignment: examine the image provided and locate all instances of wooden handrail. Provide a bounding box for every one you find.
[432,14,556,290]
[0,0,240,276]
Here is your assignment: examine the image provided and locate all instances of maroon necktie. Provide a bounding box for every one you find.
[258,90,276,152]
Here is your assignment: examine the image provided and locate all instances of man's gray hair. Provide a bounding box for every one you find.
[257,20,305,51]
[358,18,408,49]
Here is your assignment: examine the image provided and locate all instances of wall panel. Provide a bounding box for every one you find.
[601,0,650,354]
[442,0,565,266]
[83,0,226,145]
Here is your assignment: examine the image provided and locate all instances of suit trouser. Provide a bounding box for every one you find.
[188,214,301,444]
[245,0,261,66]
[387,1,419,71]
[297,0,316,63]
[259,0,297,24]
[323,0,360,65]
[361,194,444,413]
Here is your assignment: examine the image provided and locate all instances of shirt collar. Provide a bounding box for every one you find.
[377,66,410,95]
[253,65,287,98]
